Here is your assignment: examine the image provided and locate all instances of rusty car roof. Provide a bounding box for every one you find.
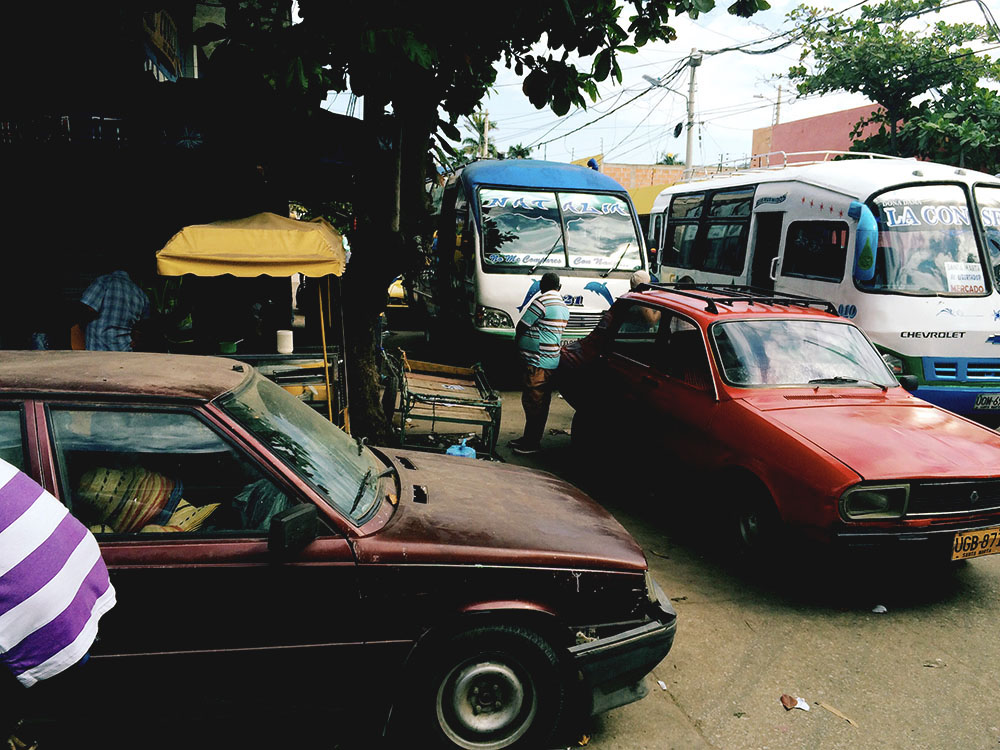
[0,352,250,401]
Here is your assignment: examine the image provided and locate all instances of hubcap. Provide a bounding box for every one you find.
[437,659,537,749]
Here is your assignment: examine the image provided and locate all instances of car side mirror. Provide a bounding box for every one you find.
[268,504,318,555]
[897,375,918,393]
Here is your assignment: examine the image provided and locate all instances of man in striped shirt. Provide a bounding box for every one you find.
[0,458,116,742]
[509,272,569,456]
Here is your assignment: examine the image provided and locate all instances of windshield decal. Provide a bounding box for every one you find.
[881,203,972,228]
[945,262,986,294]
[562,200,630,216]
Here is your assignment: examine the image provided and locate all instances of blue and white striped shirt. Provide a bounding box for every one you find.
[517,290,569,369]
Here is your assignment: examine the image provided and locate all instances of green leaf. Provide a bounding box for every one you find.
[594,49,611,82]
[617,45,638,54]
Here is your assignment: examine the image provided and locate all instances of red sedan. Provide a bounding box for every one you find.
[561,284,1000,561]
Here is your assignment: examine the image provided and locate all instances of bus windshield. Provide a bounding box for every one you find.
[975,185,1000,285]
[480,188,641,274]
[861,184,988,296]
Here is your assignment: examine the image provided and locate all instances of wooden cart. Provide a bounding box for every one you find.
[388,356,502,459]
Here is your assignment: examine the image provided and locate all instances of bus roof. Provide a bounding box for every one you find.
[649,158,1000,213]
[460,159,629,193]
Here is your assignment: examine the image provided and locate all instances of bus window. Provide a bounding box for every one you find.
[781,221,849,282]
[650,213,663,270]
[702,189,754,275]
[975,185,1000,285]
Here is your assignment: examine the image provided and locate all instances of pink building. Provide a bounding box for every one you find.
[751,105,884,163]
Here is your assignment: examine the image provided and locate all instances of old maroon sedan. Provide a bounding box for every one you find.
[0,352,674,749]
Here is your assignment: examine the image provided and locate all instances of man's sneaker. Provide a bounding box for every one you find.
[508,439,541,455]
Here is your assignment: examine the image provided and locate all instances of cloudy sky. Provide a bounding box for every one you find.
[318,0,997,167]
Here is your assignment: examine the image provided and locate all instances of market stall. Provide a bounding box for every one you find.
[156,211,350,427]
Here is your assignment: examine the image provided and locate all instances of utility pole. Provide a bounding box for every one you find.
[774,85,782,126]
[482,110,489,158]
[686,49,702,176]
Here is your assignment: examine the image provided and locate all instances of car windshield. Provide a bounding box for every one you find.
[860,184,987,296]
[711,319,896,387]
[479,188,641,274]
[975,185,1000,285]
[218,372,381,523]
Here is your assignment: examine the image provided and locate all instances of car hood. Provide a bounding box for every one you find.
[745,392,1000,480]
[352,449,647,571]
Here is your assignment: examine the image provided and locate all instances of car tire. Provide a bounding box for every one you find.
[731,486,783,561]
[423,624,566,750]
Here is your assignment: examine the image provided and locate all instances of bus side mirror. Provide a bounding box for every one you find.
[849,201,879,282]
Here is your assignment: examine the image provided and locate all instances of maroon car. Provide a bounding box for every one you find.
[0,352,675,749]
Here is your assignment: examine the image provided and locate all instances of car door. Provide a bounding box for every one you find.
[33,400,363,698]
[605,309,720,470]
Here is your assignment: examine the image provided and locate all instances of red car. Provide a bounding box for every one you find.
[561,284,1000,561]
[0,352,675,750]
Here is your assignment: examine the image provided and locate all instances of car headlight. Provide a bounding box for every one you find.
[882,353,904,376]
[475,305,514,329]
[840,484,908,520]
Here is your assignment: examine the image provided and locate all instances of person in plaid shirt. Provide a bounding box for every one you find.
[77,266,150,351]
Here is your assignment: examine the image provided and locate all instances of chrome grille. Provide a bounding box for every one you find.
[907,479,1000,517]
[968,362,1000,380]
[933,362,958,380]
[567,312,604,329]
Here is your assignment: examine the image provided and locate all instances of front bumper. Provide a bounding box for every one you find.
[908,383,1000,420]
[835,517,1000,553]
[569,579,677,716]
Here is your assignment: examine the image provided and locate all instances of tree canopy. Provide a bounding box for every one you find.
[787,0,999,169]
[204,0,768,437]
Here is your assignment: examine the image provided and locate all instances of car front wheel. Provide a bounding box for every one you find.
[427,625,565,750]
[731,488,783,560]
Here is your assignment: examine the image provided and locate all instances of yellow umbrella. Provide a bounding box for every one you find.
[156,212,346,278]
[156,212,348,427]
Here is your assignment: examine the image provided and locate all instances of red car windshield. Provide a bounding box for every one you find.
[711,319,896,388]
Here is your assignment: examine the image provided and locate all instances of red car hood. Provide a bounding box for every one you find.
[745,391,1000,480]
[353,449,647,570]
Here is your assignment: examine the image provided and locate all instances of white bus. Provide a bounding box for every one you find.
[411,159,647,344]
[647,153,1000,421]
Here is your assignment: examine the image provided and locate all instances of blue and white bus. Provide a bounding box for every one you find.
[411,159,647,342]
[647,153,1000,421]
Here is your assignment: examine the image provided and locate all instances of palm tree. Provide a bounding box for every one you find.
[460,110,499,160]
[505,143,532,159]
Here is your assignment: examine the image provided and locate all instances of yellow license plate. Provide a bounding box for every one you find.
[952,526,1000,560]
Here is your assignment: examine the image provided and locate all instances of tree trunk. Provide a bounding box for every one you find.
[340,87,436,442]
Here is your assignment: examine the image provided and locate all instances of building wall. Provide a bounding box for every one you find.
[750,105,883,164]
[571,154,687,191]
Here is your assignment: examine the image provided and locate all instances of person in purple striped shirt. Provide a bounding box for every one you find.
[0,458,116,745]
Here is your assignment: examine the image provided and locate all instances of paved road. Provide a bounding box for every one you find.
[382,324,1000,750]
[489,386,1000,750]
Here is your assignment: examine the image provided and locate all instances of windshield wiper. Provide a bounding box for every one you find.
[808,376,888,392]
[350,468,374,514]
[529,234,565,274]
[601,243,632,278]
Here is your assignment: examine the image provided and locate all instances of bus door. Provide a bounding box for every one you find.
[748,213,783,290]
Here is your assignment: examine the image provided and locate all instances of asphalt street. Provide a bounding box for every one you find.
[385,325,1000,750]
